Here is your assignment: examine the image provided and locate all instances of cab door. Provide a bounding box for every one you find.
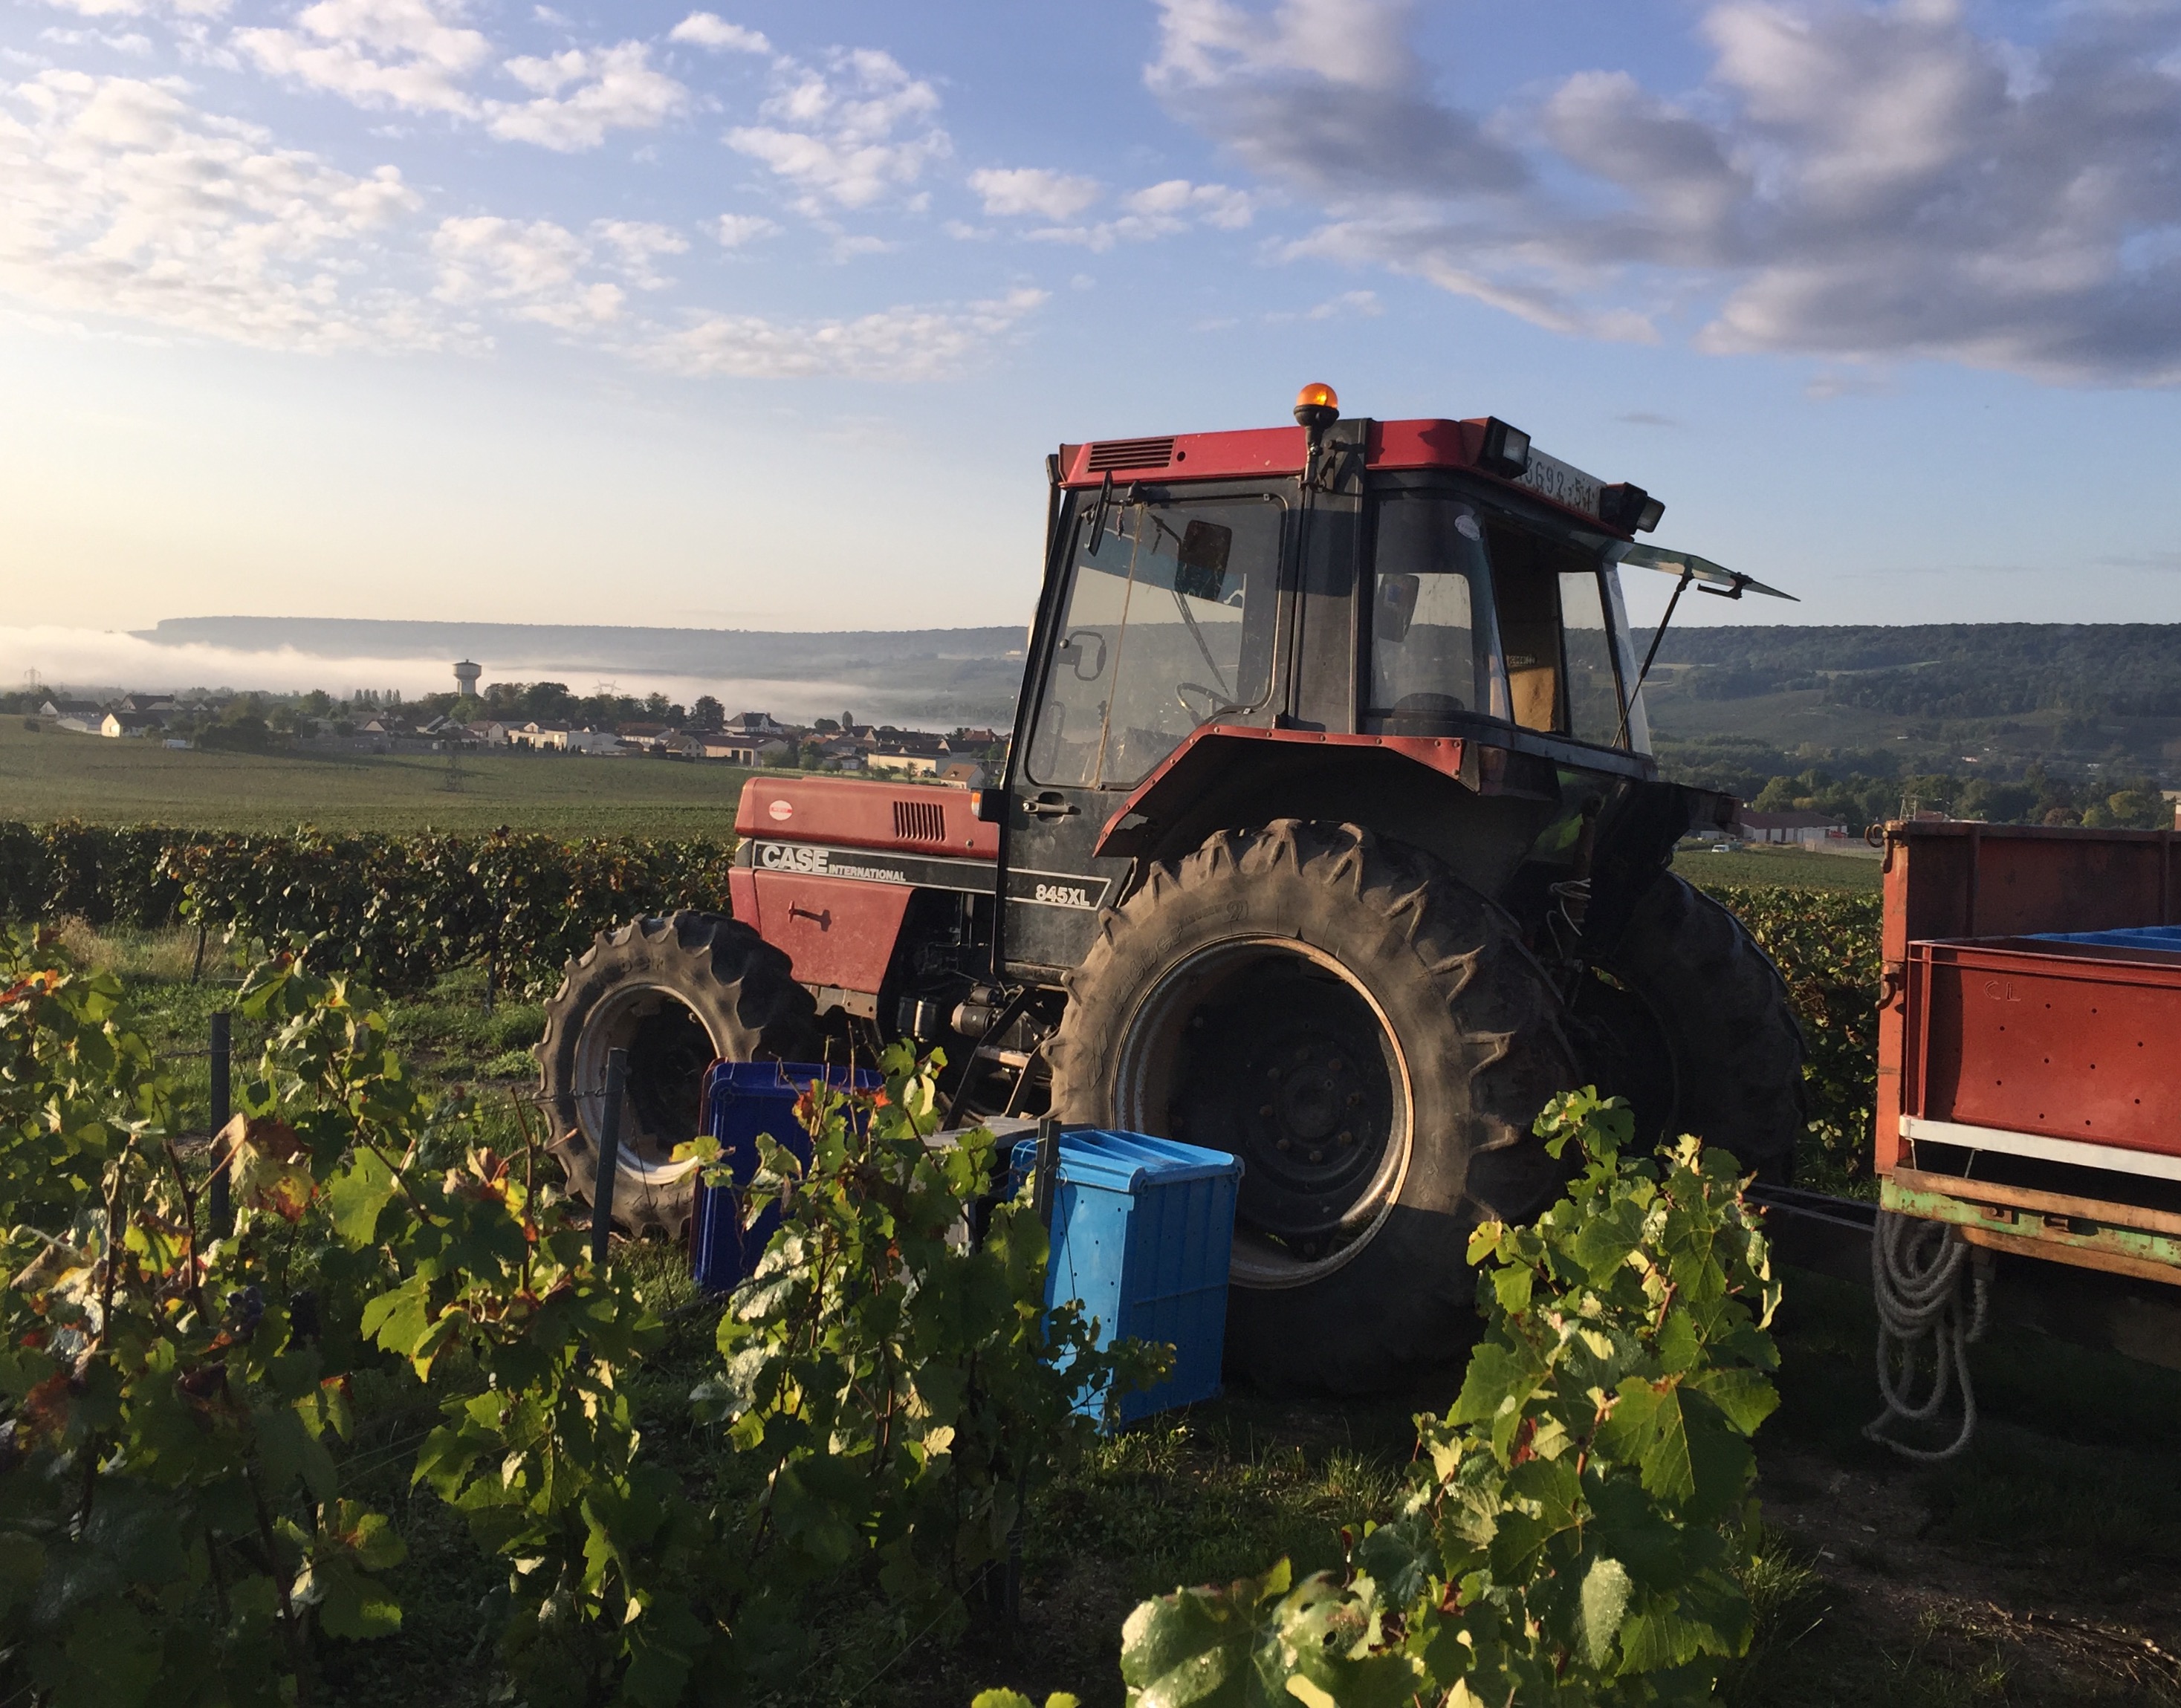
[1005,484,1288,975]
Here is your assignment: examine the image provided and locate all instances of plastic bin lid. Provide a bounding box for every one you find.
[2029,926,2181,948]
[1009,1127,1241,1192]
[706,1061,883,1097]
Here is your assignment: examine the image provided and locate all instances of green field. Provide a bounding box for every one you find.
[0,719,758,836]
[3,724,1885,894]
[1677,840,1882,894]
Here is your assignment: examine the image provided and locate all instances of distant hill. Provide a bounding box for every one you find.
[135,617,2181,787]
[140,617,1025,675]
[1653,624,2181,720]
[138,617,1030,726]
[1645,623,2181,799]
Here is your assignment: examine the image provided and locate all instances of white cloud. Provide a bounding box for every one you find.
[487,41,687,150]
[0,69,424,349]
[636,285,1046,380]
[592,218,686,288]
[1145,0,2181,385]
[1292,288,1378,319]
[969,166,1101,221]
[430,215,691,324]
[40,26,156,54]
[430,214,624,327]
[39,0,229,15]
[1025,177,1254,250]
[727,47,949,213]
[239,5,687,152]
[712,212,778,247]
[668,13,768,53]
[235,0,490,118]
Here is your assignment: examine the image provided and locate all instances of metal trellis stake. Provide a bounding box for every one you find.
[207,1011,232,1237]
[590,1047,629,1269]
[1003,1114,1064,1625]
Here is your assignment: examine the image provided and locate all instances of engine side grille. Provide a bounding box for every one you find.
[1086,437,1176,473]
[892,799,947,842]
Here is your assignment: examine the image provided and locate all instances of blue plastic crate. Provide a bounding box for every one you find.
[1011,1129,1241,1426]
[692,1061,881,1293]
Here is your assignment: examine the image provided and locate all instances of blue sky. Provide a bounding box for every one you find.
[4,0,2181,649]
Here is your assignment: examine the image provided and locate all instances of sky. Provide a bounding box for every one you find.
[4,0,2181,675]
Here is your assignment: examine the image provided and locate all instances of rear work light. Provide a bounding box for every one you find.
[1601,481,1667,533]
[1477,417,1531,478]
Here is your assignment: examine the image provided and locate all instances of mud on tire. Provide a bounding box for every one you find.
[1046,820,1578,1394]
[536,912,814,1238]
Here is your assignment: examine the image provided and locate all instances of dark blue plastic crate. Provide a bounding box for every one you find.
[1010,1129,1241,1426]
[692,1061,881,1293]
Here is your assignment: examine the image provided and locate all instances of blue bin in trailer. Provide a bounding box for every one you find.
[1010,1129,1241,1425]
[692,1061,881,1293]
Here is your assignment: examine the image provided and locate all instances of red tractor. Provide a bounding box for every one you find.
[536,385,1804,1392]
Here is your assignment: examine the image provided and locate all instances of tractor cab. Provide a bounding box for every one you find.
[999,386,1771,978]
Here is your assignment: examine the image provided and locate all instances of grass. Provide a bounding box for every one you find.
[0,718,759,837]
[58,924,2181,1707]
[1676,840,1884,894]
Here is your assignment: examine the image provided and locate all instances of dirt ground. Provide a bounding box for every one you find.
[1746,1444,2181,1706]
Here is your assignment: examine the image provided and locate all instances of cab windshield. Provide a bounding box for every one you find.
[1028,493,1282,788]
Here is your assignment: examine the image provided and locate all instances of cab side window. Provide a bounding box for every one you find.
[1485,521,1630,746]
[1028,494,1282,788]
[1487,524,1563,733]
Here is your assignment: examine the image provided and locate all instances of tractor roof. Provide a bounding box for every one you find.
[1057,418,1627,533]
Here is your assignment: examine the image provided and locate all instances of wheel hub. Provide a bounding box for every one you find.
[1117,941,1407,1269]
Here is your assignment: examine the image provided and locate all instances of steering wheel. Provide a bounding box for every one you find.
[1176,682,1234,724]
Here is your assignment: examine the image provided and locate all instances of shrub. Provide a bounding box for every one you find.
[0,935,1128,1707]
[1706,886,1882,1185]
[1101,1091,1781,1708]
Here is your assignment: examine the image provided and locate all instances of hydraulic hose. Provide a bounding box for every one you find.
[1862,1209,1989,1462]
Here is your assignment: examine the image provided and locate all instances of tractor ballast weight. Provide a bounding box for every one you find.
[538,389,1807,1392]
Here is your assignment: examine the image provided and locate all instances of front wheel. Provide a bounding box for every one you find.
[1046,821,1578,1394]
[535,912,814,1238]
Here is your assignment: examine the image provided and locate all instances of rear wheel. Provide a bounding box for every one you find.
[536,912,814,1237]
[1583,873,1806,1181]
[1046,821,1577,1393]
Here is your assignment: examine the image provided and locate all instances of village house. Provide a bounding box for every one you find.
[100,712,163,738]
[1733,808,1850,848]
[870,745,944,777]
[511,721,571,750]
[703,734,793,765]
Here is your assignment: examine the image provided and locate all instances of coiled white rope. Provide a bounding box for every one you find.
[1863,1209,1989,1462]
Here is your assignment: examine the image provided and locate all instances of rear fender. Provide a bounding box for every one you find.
[1092,725,1566,906]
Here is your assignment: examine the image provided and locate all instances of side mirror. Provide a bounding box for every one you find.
[1173,519,1232,603]
[973,788,1004,823]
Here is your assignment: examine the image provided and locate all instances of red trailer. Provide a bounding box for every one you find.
[1876,820,2181,1287]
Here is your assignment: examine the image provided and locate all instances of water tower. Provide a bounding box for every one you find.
[454,660,482,698]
